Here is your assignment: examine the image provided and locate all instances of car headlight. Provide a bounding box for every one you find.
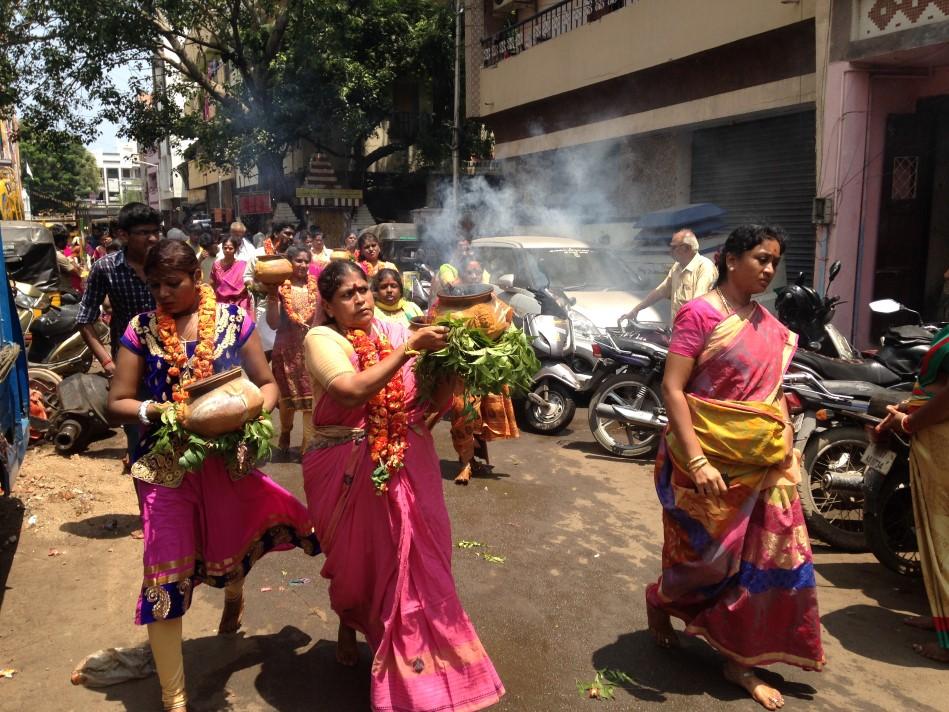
[569,309,601,340]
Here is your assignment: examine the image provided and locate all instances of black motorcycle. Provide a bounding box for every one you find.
[586,320,669,459]
[783,371,900,550]
[862,395,919,577]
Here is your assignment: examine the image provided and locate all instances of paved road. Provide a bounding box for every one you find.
[0,411,944,711]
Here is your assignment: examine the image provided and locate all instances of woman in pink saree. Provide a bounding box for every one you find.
[646,225,823,711]
[301,260,504,712]
[210,235,254,319]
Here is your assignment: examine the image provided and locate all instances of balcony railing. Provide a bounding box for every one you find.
[482,0,633,67]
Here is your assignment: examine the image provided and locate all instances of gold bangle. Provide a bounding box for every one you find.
[404,345,422,358]
[686,455,708,473]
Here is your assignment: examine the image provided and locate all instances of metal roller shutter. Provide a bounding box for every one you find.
[691,111,816,284]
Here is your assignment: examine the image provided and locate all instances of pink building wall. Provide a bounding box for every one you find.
[820,63,949,347]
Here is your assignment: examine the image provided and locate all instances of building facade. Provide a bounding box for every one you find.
[817,0,949,345]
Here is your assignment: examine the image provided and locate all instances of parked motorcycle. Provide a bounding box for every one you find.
[48,372,112,455]
[586,319,669,459]
[862,395,919,577]
[779,265,936,387]
[782,370,902,550]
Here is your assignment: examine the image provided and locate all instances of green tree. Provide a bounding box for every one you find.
[2,0,489,201]
[19,126,100,213]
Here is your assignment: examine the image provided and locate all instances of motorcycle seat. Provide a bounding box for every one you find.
[792,350,901,387]
[33,304,81,337]
[821,380,899,401]
[884,324,933,344]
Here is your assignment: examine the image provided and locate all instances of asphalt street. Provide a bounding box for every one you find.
[0,409,944,711]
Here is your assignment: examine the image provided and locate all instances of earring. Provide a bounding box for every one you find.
[729,266,734,271]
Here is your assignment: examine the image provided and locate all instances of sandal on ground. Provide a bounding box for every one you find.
[645,597,679,649]
[723,661,784,710]
[277,433,291,452]
[470,461,492,476]
[218,594,244,635]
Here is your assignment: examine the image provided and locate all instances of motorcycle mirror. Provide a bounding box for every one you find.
[828,261,841,284]
[869,298,902,315]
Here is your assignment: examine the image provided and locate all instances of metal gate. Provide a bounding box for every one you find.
[691,111,816,284]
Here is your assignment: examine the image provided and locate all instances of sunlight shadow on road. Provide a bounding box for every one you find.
[0,495,24,613]
[558,439,656,465]
[80,625,369,711]
[592,630,817,705]
[821,604,947,670]
[61,513,141,539]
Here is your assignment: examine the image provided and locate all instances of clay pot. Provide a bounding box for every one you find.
[433,284,511,340]
[254,255,293,285]
[178,368,264,437]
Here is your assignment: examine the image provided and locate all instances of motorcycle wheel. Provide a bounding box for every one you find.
[800,426,869,552]
[587,373,663,459]
[28,368,63,439]
[865,470,921,578]
[517,381,577,434]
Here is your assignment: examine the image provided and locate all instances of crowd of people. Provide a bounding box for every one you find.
[55,201,949,712]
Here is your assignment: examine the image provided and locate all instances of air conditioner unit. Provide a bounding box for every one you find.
[492,0,530,16]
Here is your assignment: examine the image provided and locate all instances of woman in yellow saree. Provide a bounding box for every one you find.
[876,323,949,664]
[646,225,824,710]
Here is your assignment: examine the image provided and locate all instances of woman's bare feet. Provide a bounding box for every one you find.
[336,622,358,666]
[912,641,949,663]
[645,598,679,649]
[218,594,244,635]
[723,661,784,710]
[454,463,471,485]
[903,615,936,631]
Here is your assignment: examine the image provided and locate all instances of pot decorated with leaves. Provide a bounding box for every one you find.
[253,255,293,285]
[432,284,511,340]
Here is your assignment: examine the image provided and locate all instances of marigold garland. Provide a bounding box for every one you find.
[263,237,277,256]
[278,275,319,328]
[359,260,379,278]
[346,328,408,494]
[156,283,217,403]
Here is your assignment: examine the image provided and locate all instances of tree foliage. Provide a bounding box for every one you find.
[19,125,100,213]
[2,0,489,199]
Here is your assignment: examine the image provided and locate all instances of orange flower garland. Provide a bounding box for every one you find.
[278,275,319,328]
[263,237,277,255]
[156,282,218,403]
[346,329,408,494]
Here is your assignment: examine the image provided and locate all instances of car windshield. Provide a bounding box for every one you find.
[533,248,642,290]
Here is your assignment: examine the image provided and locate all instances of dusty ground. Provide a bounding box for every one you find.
[0,411,945,711]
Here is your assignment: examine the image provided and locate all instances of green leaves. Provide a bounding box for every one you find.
[576,669,636,701]
[414,316,541,411]
[147,409,275,473]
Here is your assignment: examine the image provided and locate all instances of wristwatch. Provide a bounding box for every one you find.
[138,400,155,426]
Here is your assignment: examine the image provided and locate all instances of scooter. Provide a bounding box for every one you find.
[15,281,109,377]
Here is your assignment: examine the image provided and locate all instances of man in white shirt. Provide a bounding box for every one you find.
[623,229,718,322]
[229,221,257,263]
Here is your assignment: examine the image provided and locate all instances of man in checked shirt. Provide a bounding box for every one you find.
[78,202,161,466]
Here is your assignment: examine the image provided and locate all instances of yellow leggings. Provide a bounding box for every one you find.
[147,580,244,710]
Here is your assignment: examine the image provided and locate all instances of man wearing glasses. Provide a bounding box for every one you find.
[621,229,717,323]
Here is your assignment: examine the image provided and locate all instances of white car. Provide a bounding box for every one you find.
[470,236,661,368]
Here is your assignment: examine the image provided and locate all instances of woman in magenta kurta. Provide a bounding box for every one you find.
[210,235,254,319]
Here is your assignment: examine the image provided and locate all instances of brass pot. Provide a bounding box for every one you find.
[177,368,264,438]
[432,284,511,340]
[254,255,293,285]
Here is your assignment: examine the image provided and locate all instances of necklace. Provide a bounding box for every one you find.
[345,328,407,494]
[716,287,733,315]
[278,275,319,328]
[156,283,217,402]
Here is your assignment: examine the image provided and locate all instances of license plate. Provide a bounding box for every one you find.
[862,443,896,474]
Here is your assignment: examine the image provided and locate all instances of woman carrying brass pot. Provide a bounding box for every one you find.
[108,239,318,712]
